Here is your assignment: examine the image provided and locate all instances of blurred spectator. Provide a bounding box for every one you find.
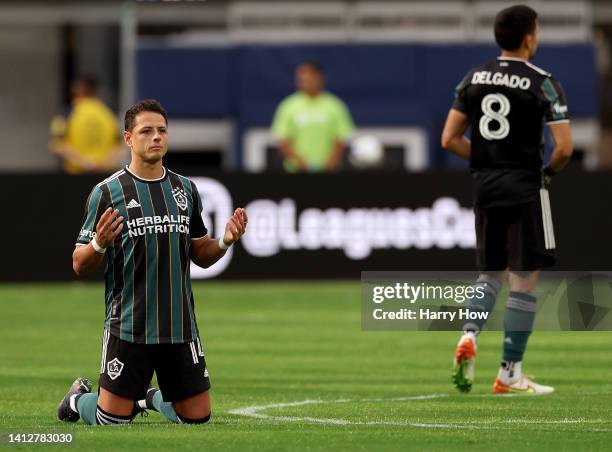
[271,61,354,172]
[49,76,123,174]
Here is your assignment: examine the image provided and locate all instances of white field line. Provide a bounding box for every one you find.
[503,418,611,424]
[228,393,612,431]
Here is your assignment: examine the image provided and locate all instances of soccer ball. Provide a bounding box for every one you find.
[349,135,384,168]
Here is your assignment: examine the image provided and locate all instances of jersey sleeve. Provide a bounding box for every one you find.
[189,181,208,240]
[541,76,570,124]
[452,72,472,113]
[75,185,108,246]
[271,98,293,140]
[333,99,355,141]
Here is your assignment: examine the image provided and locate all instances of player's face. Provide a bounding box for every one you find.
[124,111,168,164]
[296,65,324,96]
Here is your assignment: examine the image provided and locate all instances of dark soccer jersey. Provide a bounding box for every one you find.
[76,166,208,345]
[452,56,570,207]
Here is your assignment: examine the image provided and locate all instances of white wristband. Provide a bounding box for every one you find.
[91,237,107,254]
[218,237,231,250]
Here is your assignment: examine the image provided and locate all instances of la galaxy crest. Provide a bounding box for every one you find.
[172,187,188,211]
[107,358,124,380]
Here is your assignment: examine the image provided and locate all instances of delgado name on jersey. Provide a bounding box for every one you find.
[471,71,531,90]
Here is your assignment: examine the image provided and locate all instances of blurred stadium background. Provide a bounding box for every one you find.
[1,0,611,280]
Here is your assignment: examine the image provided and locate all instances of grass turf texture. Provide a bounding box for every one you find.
[0,282,611,451]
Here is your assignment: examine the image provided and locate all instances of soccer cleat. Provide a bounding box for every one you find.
[57,377,92,422]
[493,375,554,395]
[452,333,477,393]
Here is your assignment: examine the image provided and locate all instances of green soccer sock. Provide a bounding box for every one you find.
[75,393,98,426]
[463,274,501,333]
[502,291,536,362]
[151,390,180,424]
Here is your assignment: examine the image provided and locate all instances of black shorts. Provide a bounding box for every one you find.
[98,330,211,402]
[475,190,556,272]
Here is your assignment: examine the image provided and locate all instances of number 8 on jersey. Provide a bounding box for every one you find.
[479,93,511,141]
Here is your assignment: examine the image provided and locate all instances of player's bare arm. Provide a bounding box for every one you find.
[441,109,471,161]
[546,122,573,172]
[190,208,248,269]
[72,207,124,275]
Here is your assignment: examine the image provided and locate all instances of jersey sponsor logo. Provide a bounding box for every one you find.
[126,199,141,209]
[471,71,531,90]
[553,103,568,114]
[172,187,188,211]
[106,357,124,380]
[125,215,191,237]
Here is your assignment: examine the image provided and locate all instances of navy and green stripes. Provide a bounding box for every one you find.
[76,167,207,345]
[161,178,186,342]
[540,78,569,122]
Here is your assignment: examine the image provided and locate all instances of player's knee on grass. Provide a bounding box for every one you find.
[173,402,211,424]
[172,390,211,421]
[177,412,211,425]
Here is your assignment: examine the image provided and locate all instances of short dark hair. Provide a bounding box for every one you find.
[299,60,324,74]
[494,5,538,51]
[124,99,168,132]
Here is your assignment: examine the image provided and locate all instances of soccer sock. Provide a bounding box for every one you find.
[95,406,132,426]
[498,360,523,384]
[150,390,180,424]
[74,393,98,426]
[463,274,501,334]
[502,290,537,365]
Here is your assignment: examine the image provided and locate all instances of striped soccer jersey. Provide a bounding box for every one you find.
[76,166,208,344]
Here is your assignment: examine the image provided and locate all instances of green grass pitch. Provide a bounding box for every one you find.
[1,282,611,451]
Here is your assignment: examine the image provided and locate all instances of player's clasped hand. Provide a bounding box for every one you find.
[95,207,124,247]
[223,208,248,245]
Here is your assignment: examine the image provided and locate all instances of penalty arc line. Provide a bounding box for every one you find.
[228,393,612,431]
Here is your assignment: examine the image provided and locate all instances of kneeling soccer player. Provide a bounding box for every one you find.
[57,99,248,425]
[441,5,573,394]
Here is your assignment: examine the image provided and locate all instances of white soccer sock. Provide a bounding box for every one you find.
[498,360,522,384]
[69,394,79,413]
[137,399,147,410]
[462,331,477,343]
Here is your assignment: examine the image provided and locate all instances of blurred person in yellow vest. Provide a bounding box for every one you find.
[50,76,124,174]
[271,61,355,172]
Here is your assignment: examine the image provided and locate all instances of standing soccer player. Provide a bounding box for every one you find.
[57,99,248,425]
[441,5,573,394]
